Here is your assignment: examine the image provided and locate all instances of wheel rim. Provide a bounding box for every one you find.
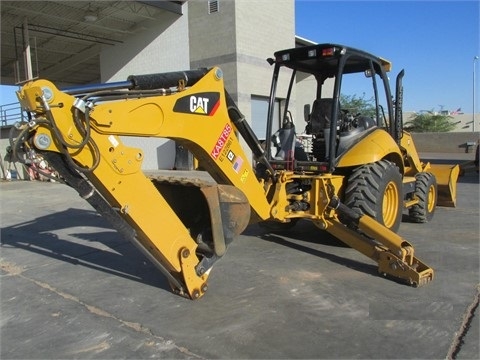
[382,181,400,228]
[427,184,436,213]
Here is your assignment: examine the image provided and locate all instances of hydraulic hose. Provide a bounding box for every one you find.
[127,69,209,90]
[63,69,209,95]
[224,91,275,176]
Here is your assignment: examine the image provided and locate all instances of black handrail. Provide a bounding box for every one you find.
[0,102,24,126]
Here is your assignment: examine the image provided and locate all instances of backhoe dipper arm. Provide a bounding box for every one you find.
[14,68,273,299]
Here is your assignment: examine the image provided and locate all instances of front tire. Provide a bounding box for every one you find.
[408,172,437,223]
[344,160,403,232]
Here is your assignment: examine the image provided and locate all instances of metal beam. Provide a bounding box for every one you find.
[17,24,123,45]
[138,1,185,15]
[40,44,101,79]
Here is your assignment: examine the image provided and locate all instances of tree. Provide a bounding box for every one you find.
[340,93,376,118]
[404,111,456,132]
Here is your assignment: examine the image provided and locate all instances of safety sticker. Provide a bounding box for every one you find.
[108,135,119,148]
[240,169,249,183]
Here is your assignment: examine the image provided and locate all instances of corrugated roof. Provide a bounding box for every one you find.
[1,1,185,86]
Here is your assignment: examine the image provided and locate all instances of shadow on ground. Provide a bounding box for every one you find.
[1,207,171,292]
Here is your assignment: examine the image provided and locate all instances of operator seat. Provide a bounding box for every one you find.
[309,98,336,160]
[272,118,296,160]
[271,117,308,162]
[310,98,334,134]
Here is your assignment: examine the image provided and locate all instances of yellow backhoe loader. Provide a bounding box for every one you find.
[12,44,458,300]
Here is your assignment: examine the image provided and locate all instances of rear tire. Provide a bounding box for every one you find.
[408,172,437,223]
[344,160,403,232]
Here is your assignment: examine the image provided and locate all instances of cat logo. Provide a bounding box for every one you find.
[173,92,220,116]
[190,96,209,114]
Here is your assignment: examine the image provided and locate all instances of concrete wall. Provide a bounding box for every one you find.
[234,0,295,113]
[188,1,237,95]
[411,132,479,153]
[99,6,190,170]
[404,111,480,133]
[189,0,294,161]
[100,10,190,81]
[189,0,295,102]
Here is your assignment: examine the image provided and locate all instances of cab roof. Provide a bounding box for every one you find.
[273,43,392,76]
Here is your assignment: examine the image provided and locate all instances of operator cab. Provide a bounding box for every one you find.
[264,43,396,174]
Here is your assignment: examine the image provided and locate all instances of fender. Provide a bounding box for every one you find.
[336,128,404,171]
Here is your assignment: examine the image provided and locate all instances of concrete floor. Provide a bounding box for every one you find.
[1,163,478,359]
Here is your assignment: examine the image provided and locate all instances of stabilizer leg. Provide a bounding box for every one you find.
[327,196,434,287]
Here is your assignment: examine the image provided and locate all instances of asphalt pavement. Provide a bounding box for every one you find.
[1,155,478,359]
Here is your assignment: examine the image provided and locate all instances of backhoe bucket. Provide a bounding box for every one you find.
[199,185,251,256]
[428,164,460,207]
[149,176,251,256]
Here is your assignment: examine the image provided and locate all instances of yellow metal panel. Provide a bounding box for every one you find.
[400,131,425,175]
[337,129,402,167]
[92,101,165,135]
[86,68,273,220]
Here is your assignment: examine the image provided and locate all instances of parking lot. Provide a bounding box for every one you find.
[1,157,478,359]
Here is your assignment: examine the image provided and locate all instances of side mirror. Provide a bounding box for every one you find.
[304,104,311,122]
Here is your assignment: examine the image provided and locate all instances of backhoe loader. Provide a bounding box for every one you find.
[12,43,458,299]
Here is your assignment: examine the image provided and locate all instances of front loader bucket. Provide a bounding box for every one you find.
[428,164,460,207]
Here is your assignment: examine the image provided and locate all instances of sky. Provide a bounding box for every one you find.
[1,0,479,113]
[295,0,480,113]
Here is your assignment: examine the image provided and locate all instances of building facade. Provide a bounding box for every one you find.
[97,0,295,169]
[2,0,477,174]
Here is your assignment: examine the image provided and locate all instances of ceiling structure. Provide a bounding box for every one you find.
[1,1,185,86]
